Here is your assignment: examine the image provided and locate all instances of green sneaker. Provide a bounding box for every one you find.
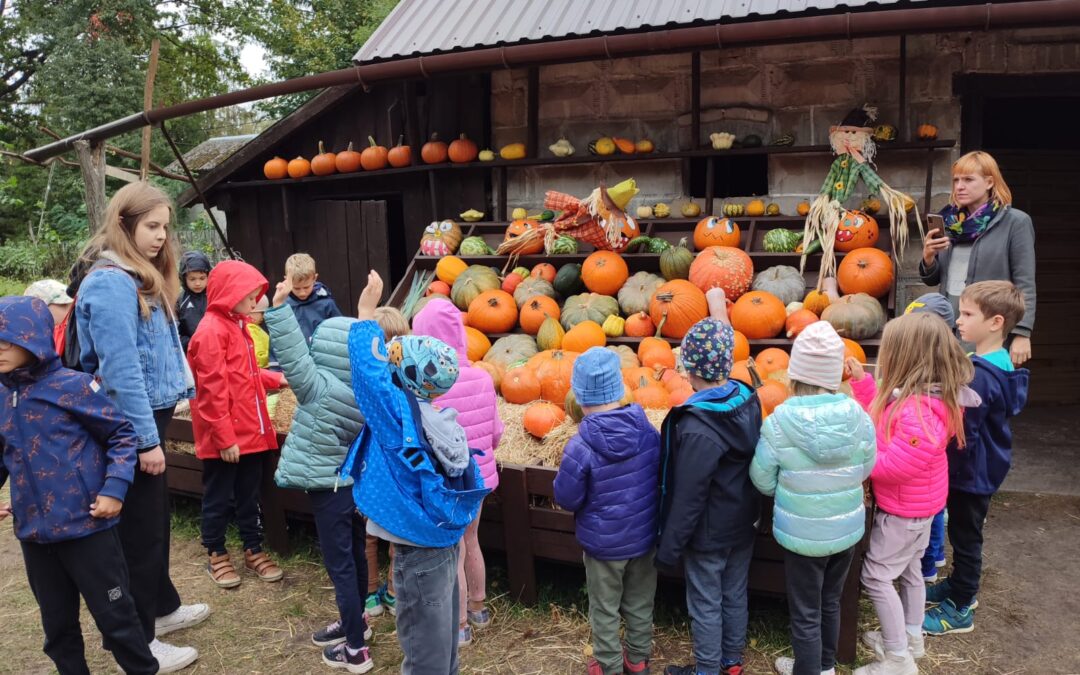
[925,579,978,609]
[923,599,974,635]
[365,592,384,617]
[380,588,397,616]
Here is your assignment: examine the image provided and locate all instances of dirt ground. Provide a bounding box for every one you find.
[0,490,1077,674]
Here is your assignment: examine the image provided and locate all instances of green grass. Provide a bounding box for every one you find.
[0,276,29,296]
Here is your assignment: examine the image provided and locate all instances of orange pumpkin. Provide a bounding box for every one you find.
[435,256,468,285]
[263,156,288,180]
[287,156,311,178]
[428,280,451,296]
[730,291,786,339]
[466,290,517,334]
[917,123,938,140]
[693,217,741,250]
[530,263,557,284]
[624,311,656,338]
[837,247,894,298]
[623,366,658,390]
[502,219,544,255]
[730,360,753,386]
[755,348,790,378]
[785,308,820,339]
[757,379,789,418]
[448,133,479,163]
[843,338,867,364]
[501,272,525,294]
[519,296,560,335]
[613,137,637,154]
[523,402,566,438]
[311,141,337,176]
[834,210,879,252]
[803,289,832,316]
[335,142,363,173]
[527,350,580,407]
[688,246,754,300]
[360,136,389,171]
[464,326,491,362]
[634,380,671,409]
[562,321,606,353]
[638,323,676,369]
[474,360,502,389]
[668,382,694,407]
[388,136,412,167]
[648,280,708,339]
[582,251,630,296]
[733,330,750,362]
[421,133,449,164]
[502,367,542,404]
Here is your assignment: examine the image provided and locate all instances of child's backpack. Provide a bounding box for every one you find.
[60,258,137,371]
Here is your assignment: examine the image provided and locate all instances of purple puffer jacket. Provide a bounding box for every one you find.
[413,299,503,490]
[553,404,661,560]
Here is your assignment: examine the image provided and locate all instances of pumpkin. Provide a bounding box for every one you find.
[502,367,542,404]
[467,290,517,334]
[527,350,580,407]
[843,338,867,364]
[785,308,820,338]
[693,217,741,250]
[548,235,579,255]
[602,315,625,338]
[763,228,802,253]
[459,236,492,256]
[263,156,288,180]
[519,296,560,335]
[483,334,538,370]
[730,291,787,339]
[835,210,879,252]
[529,263,556,284]
[499,142,526,160]
[334,142,362,173]
[561,293,620,330]
[419,220,463,256]
[746,199,766,217]
[803,289,832,316]
[722,203,744,217]
[752,265,806,306]
[796,201,811,216]
[688,246,754,300]
[501,273,524,294]
[360,136,389,171]
[589,137,616,156]
[310,141,337,176]
[409,294,449,320]
[448,133,478,163]
[634,380,671,410]
[563,321,607,353]
[523,402,566,438]
[757,379,789,418]
[565,389,585,423]
[730,360,753,386]
[668,381,694,407]
[388,135,412,167]
[502,219,544,255]
[659,237,693,281]
[766,203,781,216]
[860,197,882,215]
[553,263,584,297]
[638,330,676,369]
[755,348,790,378]
[622,311,654,338]
[435,256,468,285]
[623,366,658,390]
[648,280,708,339]
[427,280,451,296]
[618,271,664,316]
[536,316,566,351]
[513,277,556,308]
[611,137,636,154]
[581,251,629,296]
[451,265,501,310]
[474,360,502,389]
[837,247,894,298]
[733,330,750,362]
[917,123,938,141]
[821,293,886,340]
[464,326,491,362]
[421,133,448,164]
[635,139,655,153]
[607,345,640,369]
[287,156,311,178]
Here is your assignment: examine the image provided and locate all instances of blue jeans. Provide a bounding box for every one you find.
[683,540,755,671]
[309,489,368,648]
[920,510,946,578]
[393,543,460,675]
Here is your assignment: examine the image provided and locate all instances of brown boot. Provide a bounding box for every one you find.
[244,548,283,582]
[207,552,241,588]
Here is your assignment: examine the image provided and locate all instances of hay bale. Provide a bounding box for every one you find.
[270,389,297,434]
[165,439,196,456]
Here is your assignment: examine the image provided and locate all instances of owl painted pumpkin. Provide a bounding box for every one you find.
[834,210,879,253]
[419,220,463,256]
[502,219,545,255]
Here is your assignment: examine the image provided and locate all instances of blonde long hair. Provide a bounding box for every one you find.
[951,151,1013,207]
[870,313,973,447]
[78,182,180,318]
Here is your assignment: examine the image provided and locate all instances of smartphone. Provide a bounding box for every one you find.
[926,214,945,234]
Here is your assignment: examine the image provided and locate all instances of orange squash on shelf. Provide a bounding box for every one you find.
[755,348,790,378]
[388,136,412,167]
[464,326,491,362]
[467,290,517,334]
[733,330,751,362]
[834,210,879,252]
[581,251,630,296]
[519,296,560,335]
[448,133,479,163]
[730,291,787,339]
[648,280,708,339]
[287,156,311,179]
[837,247,894,298]
[693,217,741,250]
[502,367,542,404]
[311,141,337,176]
[421,133,449,164]
[360,136,389,171]
[624,311,656,338]
[335,142,363,173]
[688,246,754,300]
[502,219,545,255]
[562,320,607,353]
[263,156,288,180]
[785,308,820,339]
[527,350,580,408]
[530,263,557,284]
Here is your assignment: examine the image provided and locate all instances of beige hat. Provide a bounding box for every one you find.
[787,321,845,391]
[24,279,74,306]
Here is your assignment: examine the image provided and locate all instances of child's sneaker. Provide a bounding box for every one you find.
[467,607,491,629]
[722,664,743,675]
[322,643,374,673]
[149,639,199,673]
[364,592,384,617]
[923,599,974,635]
[312,619,345,647]
[773,657,833,675]
[155,604,211,637]
[206,552,241,588]
[852,650,917,675]
[862,630,925,659]
[925,579,978,608]
[623,651,650,674]
[244,548,283,582]
[380,587,396,616]
[458,624,472,646]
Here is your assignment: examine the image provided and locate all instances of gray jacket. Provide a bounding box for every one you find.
[919,205,1036,337]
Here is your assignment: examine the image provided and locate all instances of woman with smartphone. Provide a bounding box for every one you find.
[919,150,1036,366]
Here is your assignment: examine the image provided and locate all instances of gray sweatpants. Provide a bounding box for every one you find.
[393,543,460,675]
[860,510,933,652]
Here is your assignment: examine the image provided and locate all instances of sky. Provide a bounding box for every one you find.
[239,42,268,78]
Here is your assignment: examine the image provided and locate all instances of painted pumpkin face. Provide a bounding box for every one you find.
[835,210,879,252]
[502,219,544,255]
[420,220,463,256]
[603,213,640,252]
[693,216,740,250]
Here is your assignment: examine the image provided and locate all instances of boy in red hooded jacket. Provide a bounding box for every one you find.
[187,260,287,589]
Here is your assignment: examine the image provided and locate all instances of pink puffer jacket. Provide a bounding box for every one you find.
[413,300,503,490]
[850,374,950,518]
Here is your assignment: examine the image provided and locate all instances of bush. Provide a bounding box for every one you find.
[0,239,83,282]
[0,276,28,296]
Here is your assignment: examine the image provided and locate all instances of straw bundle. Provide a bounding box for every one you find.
[270,389,298,434]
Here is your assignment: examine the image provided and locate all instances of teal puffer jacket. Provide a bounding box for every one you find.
[265,305,363,491]
[750,393,877,557]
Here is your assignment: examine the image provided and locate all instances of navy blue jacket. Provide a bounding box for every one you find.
[553,404,661,561]
[0,296,138,544]
[177,251,211,352]
[285,282,343,342]
[948,355,1029,495]
[656,382,762,571]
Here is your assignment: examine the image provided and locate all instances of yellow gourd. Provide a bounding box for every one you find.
[747,199,766,217]
[499,143,526,160]
[602,315,626,338]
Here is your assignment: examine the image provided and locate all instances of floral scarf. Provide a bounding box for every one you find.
[940,200,1001,244]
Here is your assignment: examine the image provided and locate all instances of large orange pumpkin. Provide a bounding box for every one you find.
[466,290,517,334]
[527,350,580,407]
[501,367,542,404]
[688,246,754,300]
[421,133,448,164]
[755,348,790,378]
[523,402,566,438]
[730,291,786,339]
[693,216,741,250]
[757,379,789,418]
[837,247,894,298]
[634,380,671,410]
[581,251,630,296]
[562,321,607,353]
[519,296,560,335]
[733,330,751,362]
[502,219,544,255]
[263,156,288,180]
[335,142,363,173]
[834,210,879,252]
[311,141,337,176]
[464,326,491,362]
[448,133,479,163]
[648,280,708,339]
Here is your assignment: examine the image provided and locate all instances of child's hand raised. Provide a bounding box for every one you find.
[357,270,383,320]
[844,356,865,382]
[706,287,730,324]
[272,279,293,307]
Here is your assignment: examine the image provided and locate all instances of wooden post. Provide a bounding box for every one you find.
[691,52,701,149]
[500,465,537,604]
[259,452,291,555]
[898,36,908,142]
[140,39,160,181]
[74,139,107,233]
[527,67,539,157]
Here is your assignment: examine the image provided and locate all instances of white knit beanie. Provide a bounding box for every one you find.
[787,321,845,391]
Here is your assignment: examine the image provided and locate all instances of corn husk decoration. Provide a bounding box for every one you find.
[800,104,922,289]
[544,178,642,252]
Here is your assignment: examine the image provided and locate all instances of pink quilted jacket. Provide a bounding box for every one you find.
[850,374,950,518]
[413,300,504,490]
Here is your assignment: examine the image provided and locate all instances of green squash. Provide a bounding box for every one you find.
[645,237,671,254]
[552,263,584,297]
[659,237,693,280]
[561,293,620,330]
[450,265,500,310]
[547,235,579,255]
[512,277,556,308]
[458,236,492,256]
[741,134,763,148]
[617,271,664,316]
[771,133,795,147]
[763,228,803,253]
[624,236,653,253]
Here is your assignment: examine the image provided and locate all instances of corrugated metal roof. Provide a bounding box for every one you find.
[355,0,931,63]
[165,134,257,173]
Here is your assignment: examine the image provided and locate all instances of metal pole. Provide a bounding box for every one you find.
[159,122,236,259]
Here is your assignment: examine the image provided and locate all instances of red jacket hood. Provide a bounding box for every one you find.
[413,298,468,363]
[206,260,268,317]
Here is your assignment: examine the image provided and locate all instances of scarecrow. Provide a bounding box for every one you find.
[545,178,641,252]
[801,104,920,287]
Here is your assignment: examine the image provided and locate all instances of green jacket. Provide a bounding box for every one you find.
[264,305,363,491]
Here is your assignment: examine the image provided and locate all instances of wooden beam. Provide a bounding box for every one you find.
[527,67,539,157]
[105,164,140,183]
[691,51,701,149]
[74,140,107,233]
[898,35,908,141]
[141,39,160,181]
